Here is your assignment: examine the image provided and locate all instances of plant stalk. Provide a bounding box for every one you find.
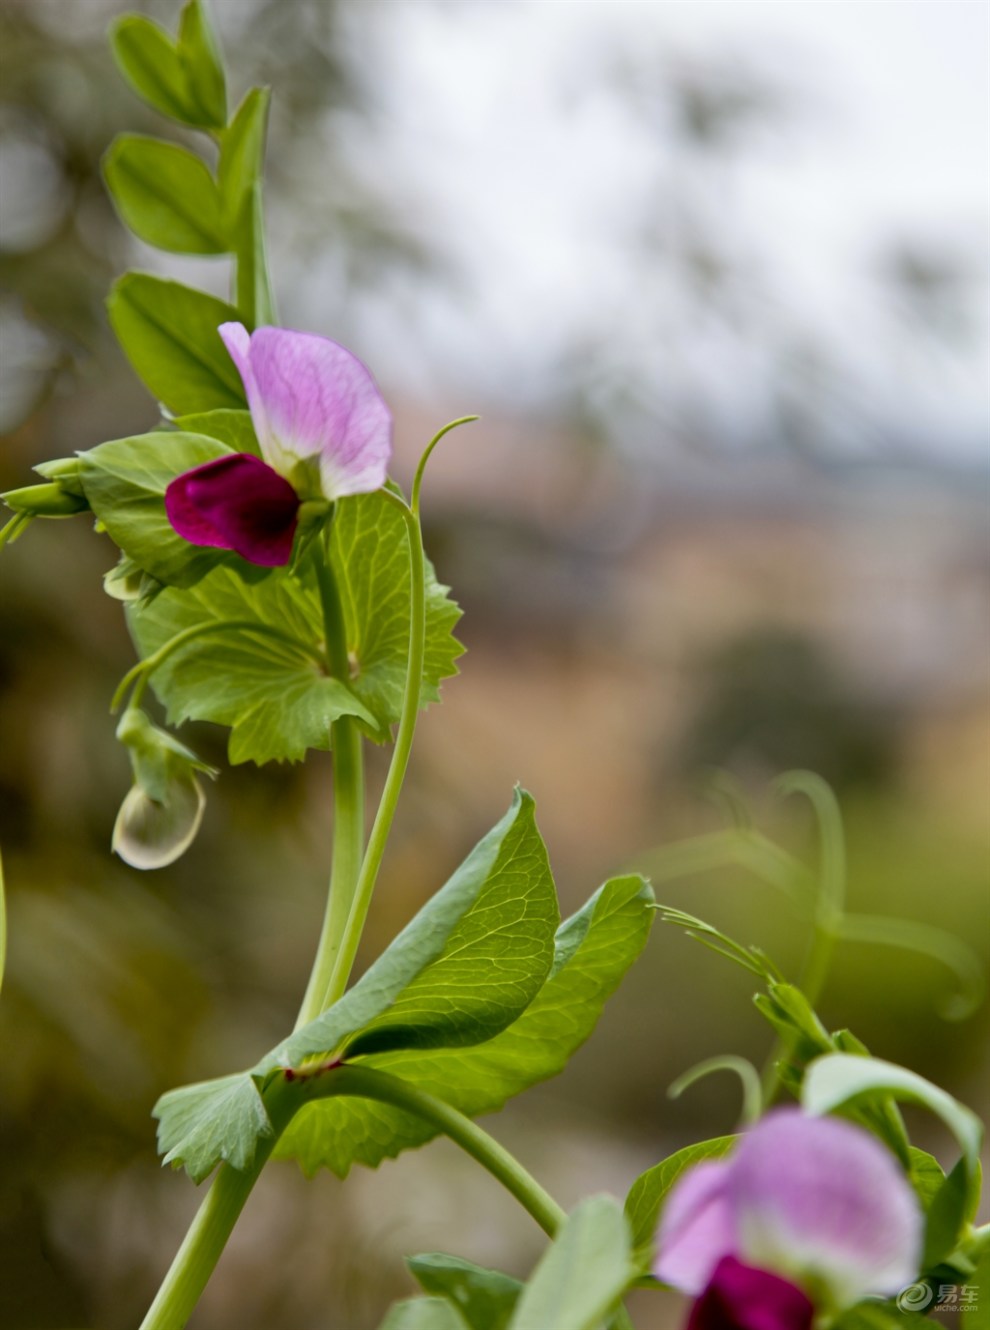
[296,534,365,1028]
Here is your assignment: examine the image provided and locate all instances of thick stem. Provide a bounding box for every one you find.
[137,1152,271,1330]
[295,717,363,1027]
[295,536,365,1028]
[321,494,425,1007]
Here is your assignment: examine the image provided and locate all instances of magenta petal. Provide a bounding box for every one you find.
[731,1109,922,1306]
[687,1257,815,1330]
[165,453,300,567]
[654,1160,737,1295]
[218,321,391,500]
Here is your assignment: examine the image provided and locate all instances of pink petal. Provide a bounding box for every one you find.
[165,453,300,567]
[730,1109,922,1307]
[687,1256,815,1330]
[654,1160,738,1295]
[218,322,391,500]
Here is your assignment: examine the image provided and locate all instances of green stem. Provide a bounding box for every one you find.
[139,1064,564,1330]
[321,492,425,1007]
[295,535,365,1028]
[285,1063,566,1238]
[761,772,847,1104]
[137,1152,272,1330]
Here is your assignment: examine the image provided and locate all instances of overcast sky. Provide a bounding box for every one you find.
[267,0,987,462]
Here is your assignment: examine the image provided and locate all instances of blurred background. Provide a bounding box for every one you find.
[1,0,987,1327]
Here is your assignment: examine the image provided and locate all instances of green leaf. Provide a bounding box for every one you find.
[267,790,557,1065]
[831,1303,930,1330]
[331,488,463,742]
[408,1254,522,1330]
[217,89,275,323]
[177,0,226,129]
[908,1146,946,1211]
[109,2,225,130]
[219,88,270,229]
[507,1196,635,1330]
[110,14,204,127]
[129,488,463,761]
[174,409,259,454]
[103,135,227,254]
[108,274,245,415]
[379,1300,468,1330]
[156,791,558,1180]
[156,1072,272,1183]
[128,565,375,766]
[624,1135,736,1256]
[802,1054,983,1179]
[78,430,254,588]
[923,1158,972,1269]
[274,873,653,1176]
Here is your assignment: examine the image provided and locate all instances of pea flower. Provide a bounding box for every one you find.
[112,709,217,870]
[165,323,392,567]
[654,1108,923,1330]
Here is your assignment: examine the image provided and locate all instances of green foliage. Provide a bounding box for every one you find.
[803,1053,982,1177]
[506,1196,636,1330]
[379,1300,468,1330]
[408,1254,522,1330]
[907,1146,946,1211]
[275,789,559,1063]
[123,487,462,763]
[103,136,227,254]
[274,873,652,1175]
[129,564,374,766]
[624,1135,736,1258]
[110,1,225,130]
[330,487,464,742]
[107,274,245,414]
[831,1304,930,1330]
[175,409,259,453]
[755,984,912,1167]
[923,1159,971,1268]
[156,1072,273,1182]
[156,792,558,1179]
[803,1053,984,1265]
[218,89,276,324]
[219,89,270,228]
[79,430,246,588]
[154,848,652,1184]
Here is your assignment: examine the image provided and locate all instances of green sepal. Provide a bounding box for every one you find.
[107,274,246,414]
[1,482,89,518]
[34,456,87,498]
[103,135,227,254]
[77,430,260,589]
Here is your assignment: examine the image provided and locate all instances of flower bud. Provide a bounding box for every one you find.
[112,709,217,870]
